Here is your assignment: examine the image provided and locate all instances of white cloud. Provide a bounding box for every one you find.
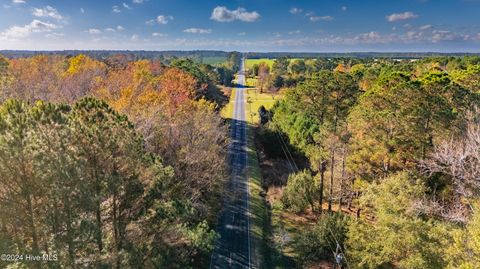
[105,28,116,32]
[183,28,212,34]
[112,5,121,13]
[386,11,419,22]
[12,0,25,4]
[152,32,167,37]
[32,6,63,20]
[132,0,148,3]
[131,34,139,41]
[1,19,57,40]
[211,6,260,22]
[80,8,85,14]
[288,30,301,35]
[419,24,433,30]
[341,6,347,11]
[88,29,102,34]
[45,32,64,38]
[289,7,302,14]
[157,15,173,25]
[238,32,246,36]
[310,16,334,22]
[117,25,124,31]
[431,30,457,43]
[145,19,155,25]
[122,3,131,10]
[353,31,386,43]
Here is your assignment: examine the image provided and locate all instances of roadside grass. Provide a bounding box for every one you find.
[246,77,258,88]
[244,85,302,268]
[269,199,310,268]
[245,87,287,269]
[246,122,270,269]
[220,75,239,119]
[220,88,236,119]
[245,89,282,125]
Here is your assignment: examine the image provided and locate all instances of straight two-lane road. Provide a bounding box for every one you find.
[210,58,252,269]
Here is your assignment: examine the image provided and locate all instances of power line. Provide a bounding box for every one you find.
[265,111,299,173]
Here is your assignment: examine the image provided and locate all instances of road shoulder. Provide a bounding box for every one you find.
[245,90,270,269]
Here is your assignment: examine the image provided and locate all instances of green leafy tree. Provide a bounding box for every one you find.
[282,170,317,213]
[0,100,45,263]
[289,59,306,75]
[451,64,480,93]
[293,213,350,267]
[445,203,480,269]
[347,70,475,181]
[347,172,448,269]
[272,57,289,75]
[273,70,358,212]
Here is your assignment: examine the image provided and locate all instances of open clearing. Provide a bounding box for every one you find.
[246,88,283,125]
[245,58,275,70]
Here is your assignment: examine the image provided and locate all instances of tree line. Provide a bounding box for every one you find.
[258,56,480,268]
[0,53,235,268]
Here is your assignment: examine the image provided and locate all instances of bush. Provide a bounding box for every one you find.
[293,213,350,266]
[281,170,316,213]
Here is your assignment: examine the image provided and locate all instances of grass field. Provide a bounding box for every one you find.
[222,76,282,124]
[245,58,275,70]
[245,58,303,71]
[245,88,282,125]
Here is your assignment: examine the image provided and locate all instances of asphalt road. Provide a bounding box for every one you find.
[210,58,252,269]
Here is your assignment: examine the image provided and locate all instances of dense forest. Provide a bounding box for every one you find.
[0,52,240,268]
[251,56,480,268]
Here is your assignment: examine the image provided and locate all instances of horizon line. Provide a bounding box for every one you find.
[1,49,480,54]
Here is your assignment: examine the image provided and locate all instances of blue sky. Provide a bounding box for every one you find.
[0,0,479,52]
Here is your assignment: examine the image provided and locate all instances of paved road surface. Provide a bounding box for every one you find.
[210,58,252,269]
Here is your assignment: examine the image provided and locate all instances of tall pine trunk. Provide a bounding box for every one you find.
[113,189,120,269]
[95,173,103,252]
[26,194,41,269]
[328,102,339,213]
[319,160,327,213]
[328,149,335,212]
[339,146,347,211]
[64,196,75,267]
[95,198,103,252]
